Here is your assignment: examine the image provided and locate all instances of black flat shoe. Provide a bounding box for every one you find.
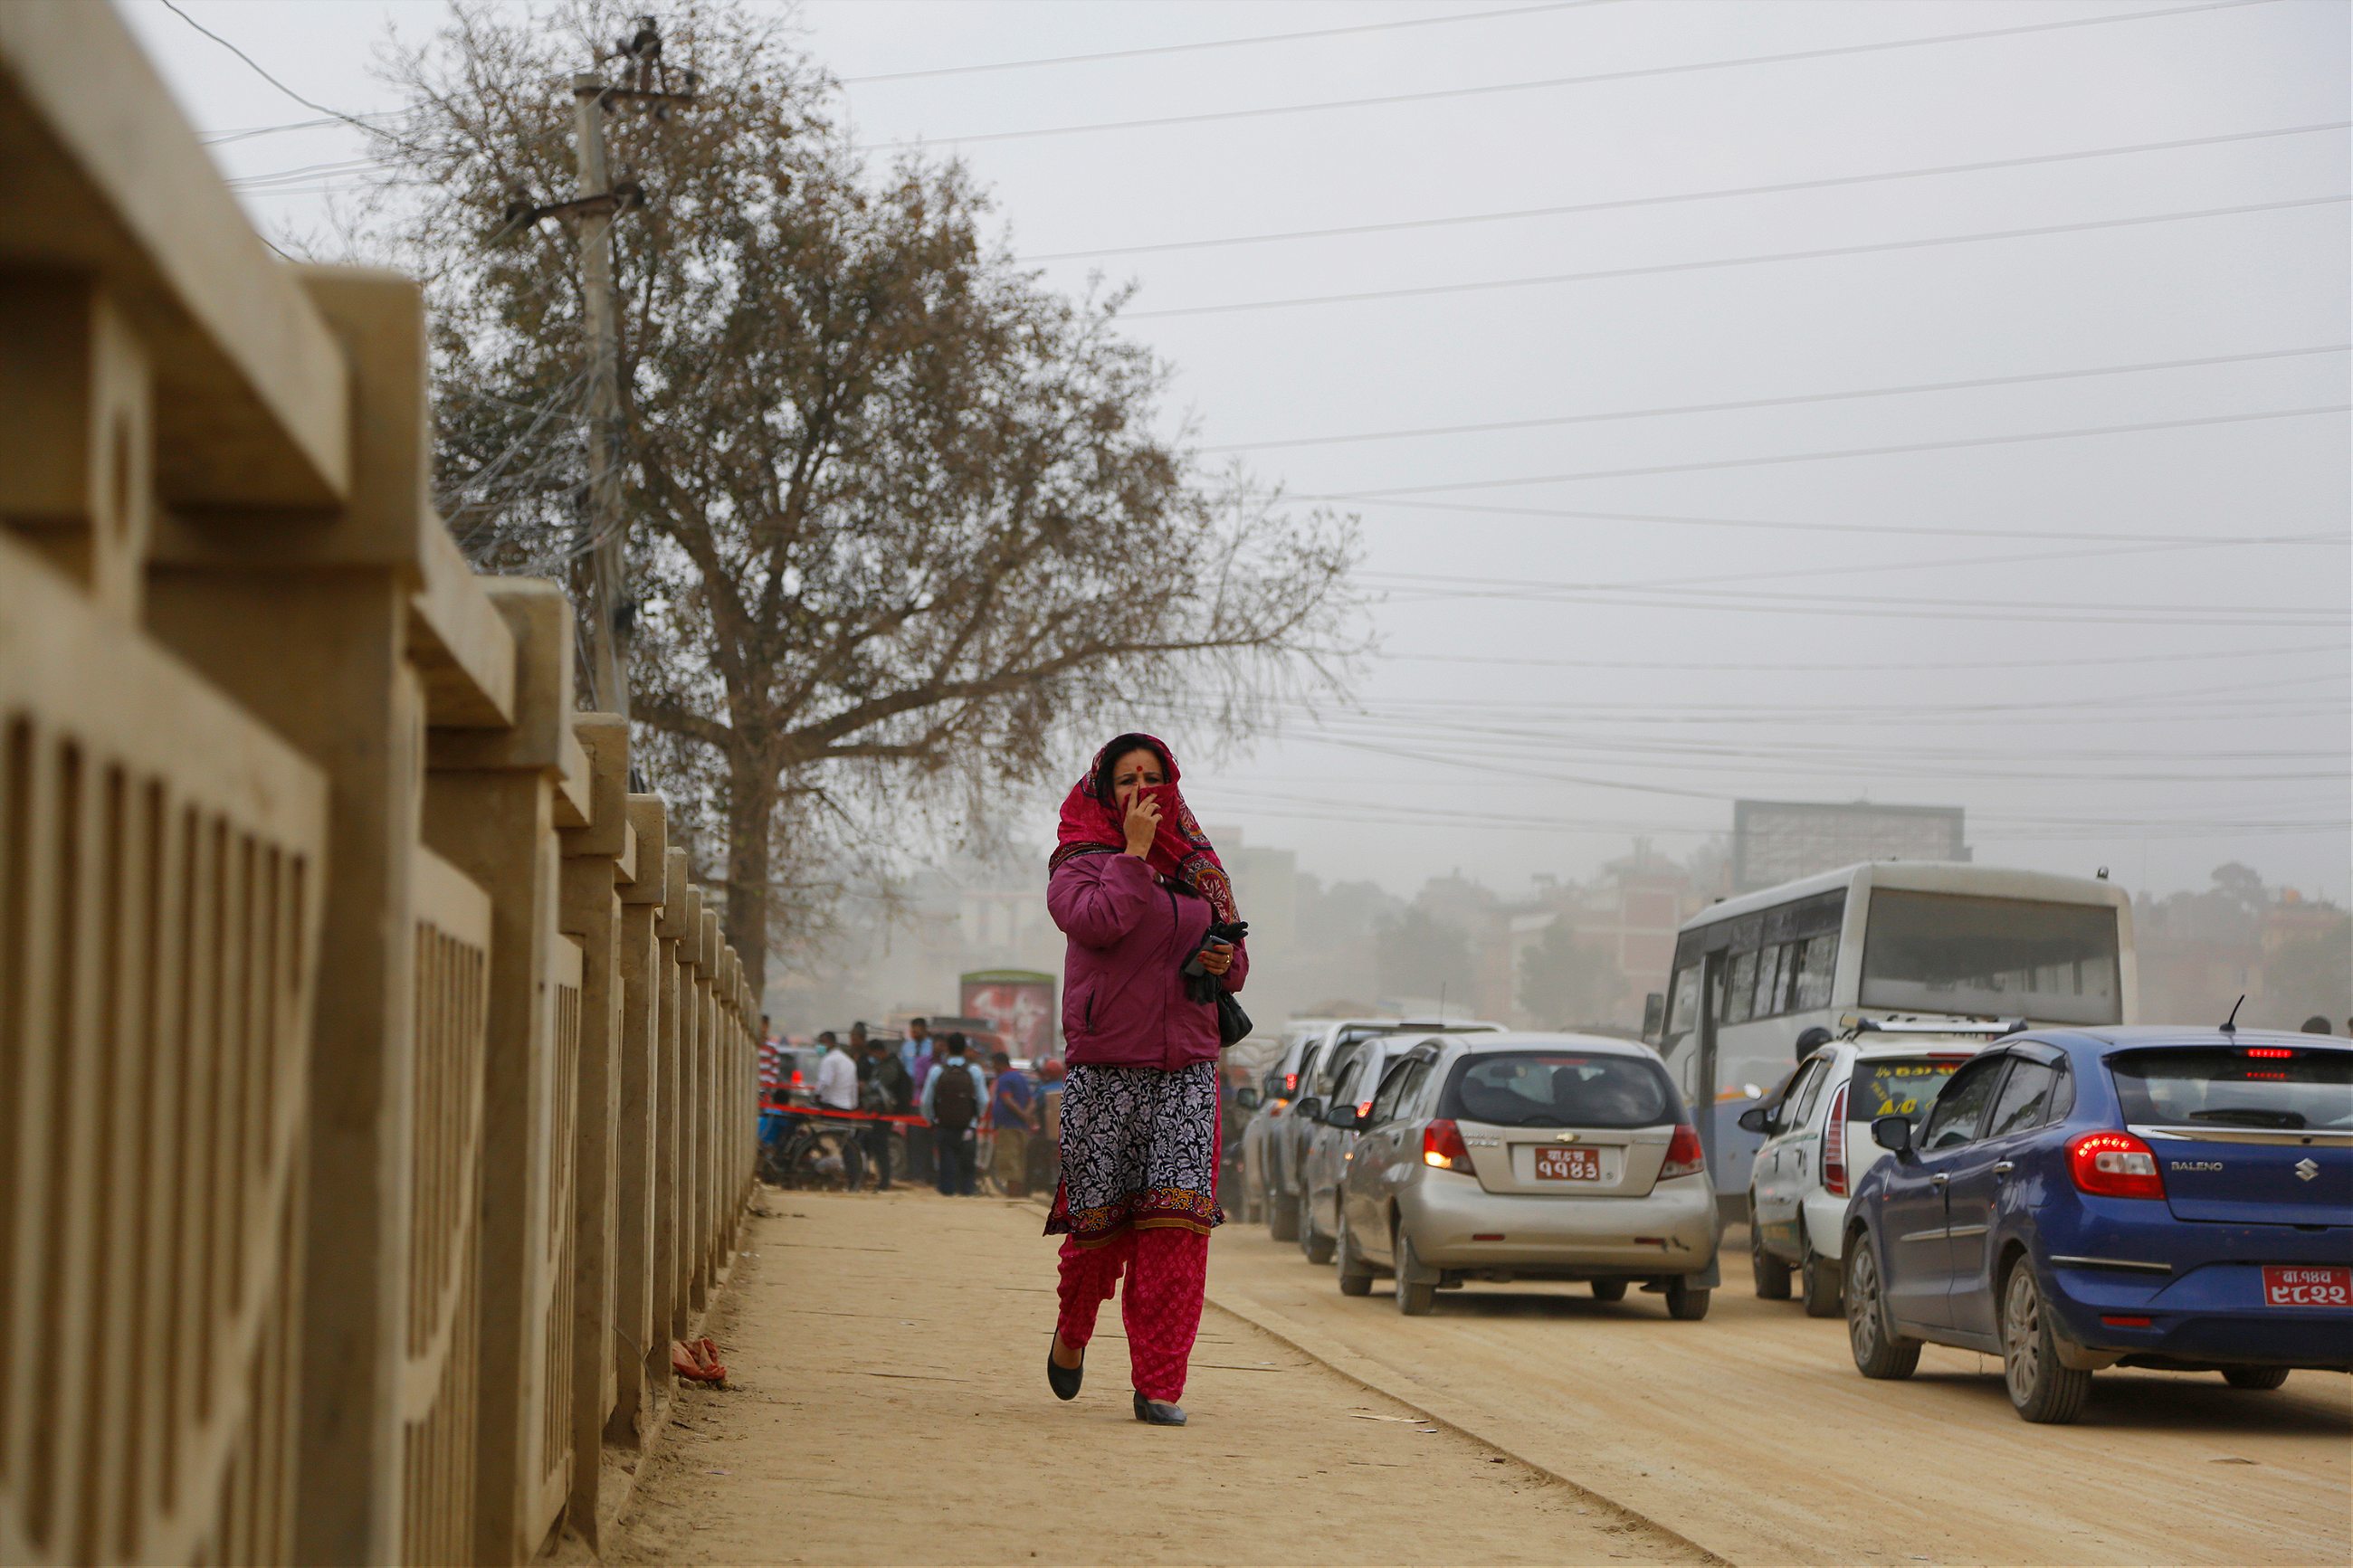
[1132,1392,1186,1426]
[1047,1339,1083,1401]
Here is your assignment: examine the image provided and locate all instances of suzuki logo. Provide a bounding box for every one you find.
[2294,1157,2320,1183]
[1554,1132,1581,1144]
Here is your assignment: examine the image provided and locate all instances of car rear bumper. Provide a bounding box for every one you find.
[1802,1190,1852,1260]
[1401,1172,1719,1273]
[2044,1258,2353,1369]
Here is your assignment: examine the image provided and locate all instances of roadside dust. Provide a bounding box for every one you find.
[603,1189,1709,1566]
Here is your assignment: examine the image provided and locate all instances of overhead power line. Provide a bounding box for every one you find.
[1129,194,2347,319]
[1201,345,2346,453]
[1359,587,2344,630]
[1030,120,2347,262]
[158,0,380,135]
[842,2,1605,83]
[1300,668,2350,721]
[1303,402,2350,501]
[861,0,2282,150]
[200,109,409,147]
[1345,495,2342,546]
[1380,641,2350,675]
[1359,531,2342,601]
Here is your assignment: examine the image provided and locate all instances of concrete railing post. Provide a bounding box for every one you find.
[610,797,670,1449]
[424,581,589,1568]
[555,714,627,1541]
[653,849,692,1346]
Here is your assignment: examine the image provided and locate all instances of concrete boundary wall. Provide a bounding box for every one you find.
[0,6,760,1563]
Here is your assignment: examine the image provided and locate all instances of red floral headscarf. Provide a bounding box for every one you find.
[1049,732,1238,924]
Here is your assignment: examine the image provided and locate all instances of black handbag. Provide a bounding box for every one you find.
[1215,990,1253,1049]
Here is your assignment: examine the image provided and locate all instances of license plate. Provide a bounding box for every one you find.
[2262,1265,2351,1307]
[1534,1146,1602,1182]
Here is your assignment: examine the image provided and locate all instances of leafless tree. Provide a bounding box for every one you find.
[360,0,1362,991]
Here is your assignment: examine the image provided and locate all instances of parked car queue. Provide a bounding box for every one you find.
[1235,1017,2351,1424]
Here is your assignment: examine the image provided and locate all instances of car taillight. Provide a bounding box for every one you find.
[1822,1083,1849,1197]
[1423,1118,1470,1171]
[790,1069,804,1086]
[2243,1048,2293,1060]
[2069,1131,2166,1200]
[1284,1071,1299,1093]
[1356,1100,1374,1121]
[1660,1122,1705,1180]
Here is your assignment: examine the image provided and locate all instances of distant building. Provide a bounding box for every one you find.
[1731,799,1967,893]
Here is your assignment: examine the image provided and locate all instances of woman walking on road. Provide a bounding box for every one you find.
[1043,733,1248,1426]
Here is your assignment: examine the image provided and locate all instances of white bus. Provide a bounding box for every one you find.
[1647,861,2136,1211]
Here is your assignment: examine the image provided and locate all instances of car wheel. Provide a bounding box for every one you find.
[2000,1259,2091,1424]
[1590,1278,1628,1303]
[1800,1238,1843,1318]
[1395,1231,1436,1316]
[1749,1213,1792,1300]
[2222,1366,2291,1391]
[1267,1180,1299,1240]
[1336,1215,1374,1297]
[1663,1277,1710,1321]
[1300,1191,1335,1264]
[1845,1239,1921,1380]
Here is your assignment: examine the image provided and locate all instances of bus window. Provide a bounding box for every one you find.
[1662,964,1702,1050]
[1790,932,1836,1012]
[1722,950,1758,1024]
[1759,945,1787,1020]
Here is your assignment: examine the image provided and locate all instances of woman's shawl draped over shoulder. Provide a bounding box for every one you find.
[1048,732,1239,926]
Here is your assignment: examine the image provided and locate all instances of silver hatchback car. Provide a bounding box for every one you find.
[1334,1032,1722,1318]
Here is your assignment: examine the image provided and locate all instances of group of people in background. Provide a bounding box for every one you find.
[764,1013,1064,1198]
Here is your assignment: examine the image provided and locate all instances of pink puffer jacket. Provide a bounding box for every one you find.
[1049,851,1249,1071]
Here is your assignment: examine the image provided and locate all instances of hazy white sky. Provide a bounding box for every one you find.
[126,0,2352,905]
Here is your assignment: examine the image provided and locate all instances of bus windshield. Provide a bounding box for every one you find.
[1860,890,2120,1025]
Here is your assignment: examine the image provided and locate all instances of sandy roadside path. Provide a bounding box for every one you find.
[604,1188,1712,1566]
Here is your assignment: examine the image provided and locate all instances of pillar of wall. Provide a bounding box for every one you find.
[668,883,700,1335]
[423,581,586,1568]
[610,796,670,1446]
[555,713,626,1540]
[653,849,692,1345]
[139,267,515,1568]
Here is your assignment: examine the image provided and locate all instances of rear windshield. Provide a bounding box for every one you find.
[2110,1048,2353,1132]
[1860,889,2122,1024]
[1442,1052,1678,1129]
[1847,1057,1967,1127]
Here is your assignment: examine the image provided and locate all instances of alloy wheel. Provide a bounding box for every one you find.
[1847,1248,1881,1355]
[2003,1267,2042,1406]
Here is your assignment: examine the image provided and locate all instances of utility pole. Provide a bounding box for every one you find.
[572,71,630,719]
[550,18,695,720]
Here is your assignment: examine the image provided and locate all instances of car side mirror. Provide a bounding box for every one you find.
[1737,1106,1772,1136]
[1641,992,1666,1045]
[1235,1087,1262,1111]
[1325,1103,1365,1129]
[1295,1096,1323,1122]
[1871,1115,1915,1158]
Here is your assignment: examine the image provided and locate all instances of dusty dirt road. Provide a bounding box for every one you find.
[1208,1221,2353,1566]
[604,1190,1709,1566]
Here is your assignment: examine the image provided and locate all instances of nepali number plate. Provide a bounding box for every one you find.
[2262,1265,2351,1307]
[1534,1146,1602,1182]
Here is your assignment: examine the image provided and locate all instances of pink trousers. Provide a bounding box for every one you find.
[1054,1226,1210,1403]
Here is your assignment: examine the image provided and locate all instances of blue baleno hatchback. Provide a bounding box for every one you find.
[1843,1025,2351,1422]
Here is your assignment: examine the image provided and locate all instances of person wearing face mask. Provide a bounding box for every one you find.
[1041,733,1248,1428]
